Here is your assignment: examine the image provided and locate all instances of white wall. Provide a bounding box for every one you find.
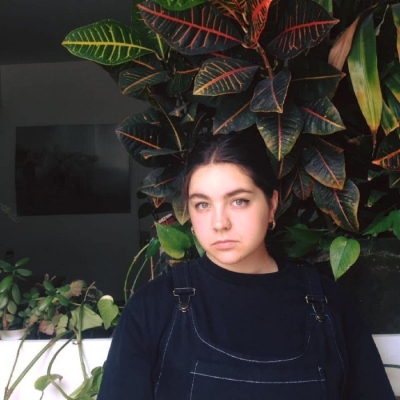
[0,61,149,299]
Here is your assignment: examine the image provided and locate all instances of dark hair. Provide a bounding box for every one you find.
[182,127,278,204]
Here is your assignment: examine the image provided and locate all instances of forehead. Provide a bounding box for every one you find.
[188,163,254,192]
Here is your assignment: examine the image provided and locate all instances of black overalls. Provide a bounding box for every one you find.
[154,263,348,399]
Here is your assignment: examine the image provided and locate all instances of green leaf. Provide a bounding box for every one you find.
[172,191,190,225]
[302,137,345,189]
[286,226,321,243]
[154,0,208,11]
[34,375,63,391]
[366,190,386,207]
[56,294,70,307]
[16,268,32,277]
[300,97,345,134]
[268,0,339,59]
[70,305,103,332]
[167,58,198,97]
[313,0,332,13]
[313,179,360,232]
[62,20,154,65]
[381,100,399,135]
[37,296,53,313]
[251,69,291,113]
[257,102,303,161]
[155,222,192,259]
[384,65,400,103]
[194,58,258,96]
[11,284,21,305]
[393,4,400,62]
[213,88,256,134]
[138,2,242,55]
[389,172,400,188]
[287,241,316,258]
[7,299,17,315]
[146,237,161,258]
[330,236,360,280]
[97,295,120,330]
[0,276,13,294]
[15,257,30,268]
[43,280,55,292]
[347,13,382,136]
[391,210,400,240]
[0,260,12,269]
[0,293,9,310]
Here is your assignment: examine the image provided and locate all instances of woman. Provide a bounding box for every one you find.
[98,129,394,399]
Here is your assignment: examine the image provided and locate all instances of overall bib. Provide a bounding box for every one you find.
[154,263,348,399]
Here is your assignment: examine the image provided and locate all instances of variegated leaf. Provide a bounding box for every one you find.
[212,0,247,25]
[313,0,332,13]
[348,13,382,140]
[292,167,314,200]
[300,96,345,134]
[120,68,168,95]
[139,1,243,55]
[116,109,179,166]
[155,0,209,11]
[392,4,400,61]
[257,102,303,161]
[313,179,360,233]
[139,167,182,198]
[167,58,199,96]
[384,65,400,103]
[279,167,297,202]
[250,69,291,113]
[372,129,400,171]
[194,58,259,96]
[268,140,302,179]
[62,20,154,65]
[302,137,345,189]
[381,100,399,135]
[244,0,274,48]
[213,89,256,134]
[290,57,342,101]
[268,0,339,59]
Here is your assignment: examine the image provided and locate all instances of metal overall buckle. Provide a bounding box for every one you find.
[173,287,196,312]
[305,295,328,323]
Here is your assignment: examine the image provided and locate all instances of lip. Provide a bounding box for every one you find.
[212,240,237,250]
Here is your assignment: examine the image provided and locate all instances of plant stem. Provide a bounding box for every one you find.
[255,43,274,79]
[384,364,400,369]
[4,330,73,400]
[46,336,75,400]
[77,304,89,380]
[130,258,150,297]
[4,328,32,399]
[123,244,149,303]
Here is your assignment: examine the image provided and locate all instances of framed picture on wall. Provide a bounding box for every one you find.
[15,124,131,216]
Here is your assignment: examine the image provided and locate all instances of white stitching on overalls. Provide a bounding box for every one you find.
[155,307,179,395]
[189,310,310,363]
[190,360,199,400]
[190,371,325,384]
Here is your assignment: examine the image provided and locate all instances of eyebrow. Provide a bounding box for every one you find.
[188,188,253,201]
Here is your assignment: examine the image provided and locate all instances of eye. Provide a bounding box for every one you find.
[232,199,249,207]
[195,202,210,210]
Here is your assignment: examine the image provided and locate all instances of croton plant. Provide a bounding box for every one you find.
[62,0,400,281]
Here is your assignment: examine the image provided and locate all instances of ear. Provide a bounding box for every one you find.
[269,190,279,221]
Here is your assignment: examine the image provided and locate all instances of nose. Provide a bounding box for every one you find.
[211,207,231,231]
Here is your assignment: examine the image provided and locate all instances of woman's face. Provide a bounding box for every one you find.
[188,163,278,273]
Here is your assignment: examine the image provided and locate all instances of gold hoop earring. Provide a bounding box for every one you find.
[269,220,276,231]
[191,226,195,236]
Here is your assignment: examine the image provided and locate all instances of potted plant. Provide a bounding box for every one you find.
[0,257,33,340]
[0,258,120,399]
[61,0,400,391]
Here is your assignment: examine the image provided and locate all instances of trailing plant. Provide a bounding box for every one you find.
[1,257,120,400]
[62,0,400,281]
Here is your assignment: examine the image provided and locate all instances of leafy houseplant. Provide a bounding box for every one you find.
[0,257,120,399]
[62,0,400,281]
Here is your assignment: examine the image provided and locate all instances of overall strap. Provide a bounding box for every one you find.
[172,263,196,313]
[304,266,328,323]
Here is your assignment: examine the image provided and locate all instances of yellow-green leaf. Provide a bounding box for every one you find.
[35,375,63,391]
[381,100,399,135]
[348,13,382,139]
[155,222,191,259]
[392,4,400,62]
[330,236,360,280]
[62,20,154,66]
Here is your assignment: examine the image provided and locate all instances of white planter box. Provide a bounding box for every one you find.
[0,338,112,399]
[0,336,398,398]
